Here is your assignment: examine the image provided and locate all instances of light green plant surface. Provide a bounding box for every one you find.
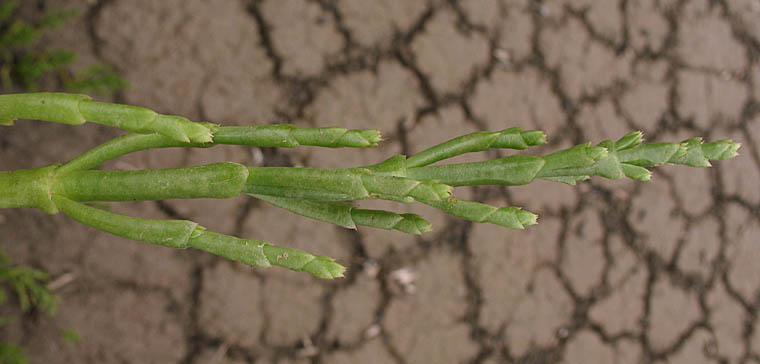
[0,93,741,278]
[0,0,127,96]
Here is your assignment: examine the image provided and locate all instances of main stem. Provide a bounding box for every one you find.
[0,165,60,214]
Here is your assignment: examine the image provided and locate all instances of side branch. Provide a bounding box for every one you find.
[52,195,344,278]
[0,93,212,143]
[0,93,381,150]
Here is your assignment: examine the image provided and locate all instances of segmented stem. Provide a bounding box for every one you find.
[52,195,344,278]
[406,127,546,168]
[418,197,537,230]
[190,231,344,279]
[59,126,381,173]
[252,194,432,234]
[213,124,381,148]
[0,93,212,143]
[0,165,59,214]
[406,133,739,186]
[53,163,249,202]
[0,93,382,149]
[244,167,451,203]
[1,90,741,280]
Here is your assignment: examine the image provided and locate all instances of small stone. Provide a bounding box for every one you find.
[384,250,478,363]
[327,275,380,343]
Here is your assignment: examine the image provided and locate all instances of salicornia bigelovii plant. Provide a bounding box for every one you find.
[0,93,741,278]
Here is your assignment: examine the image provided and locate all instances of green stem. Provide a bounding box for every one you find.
[405,134,740,186]
[213,124,381,148]
[189,231,344,278]
[406,155,546,186]
[52,195,344,278]
[244,167,451,203]
[59,125,382,173]
[0,165,59,214]
[58,133,189,173]
[0,93,212,143]
[52,194,198,249]
[406,127,546,168]
[252,194,432,234]
[417,197,537,229]
[53,163,248,202]
[1,93,382,150]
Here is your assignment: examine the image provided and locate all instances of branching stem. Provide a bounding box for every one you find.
[0,93,741,278]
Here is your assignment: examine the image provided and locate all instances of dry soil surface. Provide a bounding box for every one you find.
[1,0,760,363]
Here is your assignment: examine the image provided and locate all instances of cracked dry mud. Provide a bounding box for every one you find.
[1,0,759,363]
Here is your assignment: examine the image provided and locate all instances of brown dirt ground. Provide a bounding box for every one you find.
[1,0,759,363]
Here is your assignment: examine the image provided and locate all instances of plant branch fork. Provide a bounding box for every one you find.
[0,93,740,278]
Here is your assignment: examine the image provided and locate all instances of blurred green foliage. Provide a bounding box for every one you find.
[0,249,56,364]
[0,0,128,96]
[1,2,97,361]
[0,251,56,316]
[0,343,27,364]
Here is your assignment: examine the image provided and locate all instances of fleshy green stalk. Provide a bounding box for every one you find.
[59,125,381,173]
[405,134,740,186]
[405,127,547,168]
[0,92,742,279]
[213,124,381,148]
[53,163,249,202]
[0,165,59,214]
[0,93,383,147]
[244,167,452,203]
[190,231,344,279]
[0,93,212,143]
[252,194,432,234]
[419,197,537,230]
[52,195,344,278]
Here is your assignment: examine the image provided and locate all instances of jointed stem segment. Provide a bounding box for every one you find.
[0,93,212,143]
[53,195,344,278]
[58,125,381,173]
[0,93,741,278]
[405,127,546,168]
[0,93,381,147]
[252,194,433,234]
